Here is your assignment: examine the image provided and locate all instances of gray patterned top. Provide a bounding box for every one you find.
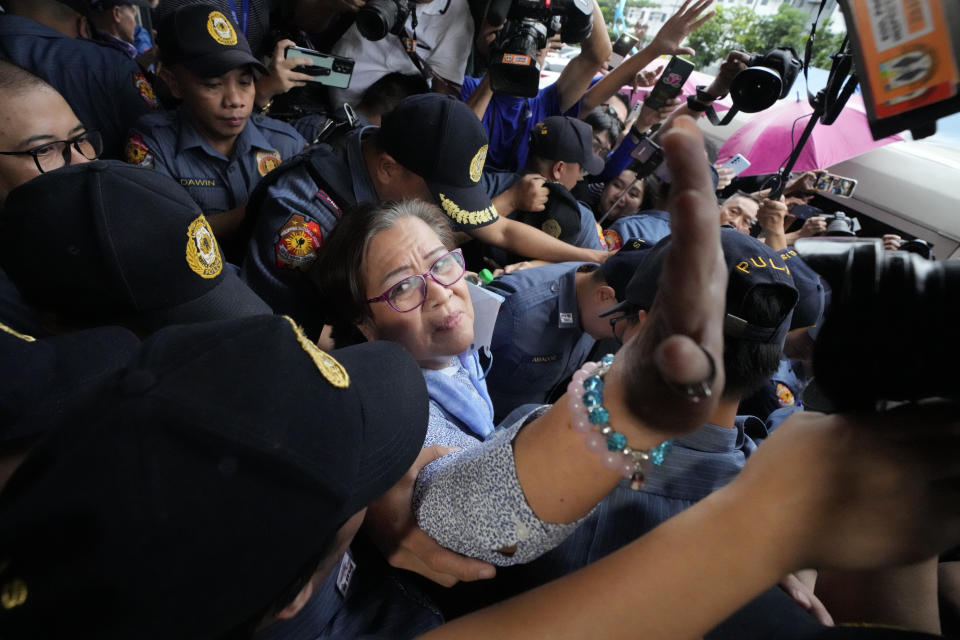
[412,363,582,566]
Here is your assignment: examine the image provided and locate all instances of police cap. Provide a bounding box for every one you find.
[0,315,429,638]
[157,4,267,77]
[0,160,272,332]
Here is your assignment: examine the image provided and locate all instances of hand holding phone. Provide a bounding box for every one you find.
[719,154,751,177]
[643,56,694,111]
[283,46,355,89]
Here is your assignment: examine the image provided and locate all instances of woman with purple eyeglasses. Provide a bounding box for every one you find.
[309,185,726,584]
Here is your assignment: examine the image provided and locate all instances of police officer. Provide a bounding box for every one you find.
[125,4,305,260]
[0,0,159,160]
[484,239,650,421]
[520,116,608,252]
[244,93,609,337]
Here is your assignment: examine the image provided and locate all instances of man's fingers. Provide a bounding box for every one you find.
[654,335,714,387]
[413,445,460,473]
[425,544,497,582]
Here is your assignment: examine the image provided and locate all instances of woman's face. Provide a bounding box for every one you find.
[358,217,474,369]
[599,169,644,221]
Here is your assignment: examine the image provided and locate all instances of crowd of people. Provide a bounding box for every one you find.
[0,0,958,638]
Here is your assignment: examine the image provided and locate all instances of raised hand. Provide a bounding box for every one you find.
[648,0,715,57]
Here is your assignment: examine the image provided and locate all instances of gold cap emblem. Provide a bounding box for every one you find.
[207,11,237,46]
[0,579,27,610]
[185,216,223,279]
[469,145,487,183]
[283,317,350,389]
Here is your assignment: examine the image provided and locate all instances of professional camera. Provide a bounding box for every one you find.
[356,0,414,41]
[819,211,860,236]
[729,47,802,113]
[795,237,960,409]
[487,0,593,98]
[899,238,935,260]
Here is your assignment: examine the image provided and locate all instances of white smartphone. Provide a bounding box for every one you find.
[719,154,751,177]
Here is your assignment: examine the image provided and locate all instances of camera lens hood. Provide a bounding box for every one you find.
[730,66,783,113]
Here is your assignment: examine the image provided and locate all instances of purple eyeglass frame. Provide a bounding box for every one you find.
[366,248,466,313]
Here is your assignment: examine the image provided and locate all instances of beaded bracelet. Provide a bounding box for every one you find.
[567,353,672,491]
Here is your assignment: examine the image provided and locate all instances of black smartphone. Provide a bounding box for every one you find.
[284,46,354,89]
[609,33,639,67]
[643,56,695,111]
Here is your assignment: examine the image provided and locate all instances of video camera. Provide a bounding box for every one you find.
[356,0,414,41]
[729,47,802,113]
[485,0,594,98]
[795,237,959,409]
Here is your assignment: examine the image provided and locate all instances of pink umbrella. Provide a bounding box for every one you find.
[717,94,904,176]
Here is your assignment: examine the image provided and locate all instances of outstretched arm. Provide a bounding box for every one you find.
[554,1,613,113]
[579,0,715,115]
[422,404,960,639]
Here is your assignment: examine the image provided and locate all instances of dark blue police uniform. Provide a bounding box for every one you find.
[127,109,305,214]
[604,209,672,249]
[242,127,375,332]
[485,262,597,421]
[0,14,158,160]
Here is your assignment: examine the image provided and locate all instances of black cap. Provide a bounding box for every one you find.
[780,248,825,330]
[0,323,140,444]
[600,238,653,301]
[529,116,605,175]
[58,0,152,12]
[157,4,267,77]
[601,228,799,344]
[0,314,429,639]
[0,161,272,332]
[379,94,497,229]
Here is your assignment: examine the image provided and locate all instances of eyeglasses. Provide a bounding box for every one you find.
[0,131,102,174]
[592,134,612,157]
[366,248,466,313]
[608,312,636,344]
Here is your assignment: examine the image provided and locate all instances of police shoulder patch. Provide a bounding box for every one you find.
[283,316,350,388]
[257,150,282,176]
[776,382,796,407]
[185,216,223,279]
[603,228,623,251]
[125,133,154,169]
[133,73,158,109]
[275,214,322,271]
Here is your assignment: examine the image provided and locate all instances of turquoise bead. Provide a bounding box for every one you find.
[588,407,609,425]
[582,390,602,408]
[607,432,627,451]
[583,376,604,392]
[601,353,615,366]
[650,441,672,465]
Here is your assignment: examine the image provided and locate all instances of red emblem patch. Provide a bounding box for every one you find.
[125,133,154,169]
[315,188,342,218]
[133,73,158,109]
[603,228,623,252]
[276,214,322,271]
[776,382,796,407]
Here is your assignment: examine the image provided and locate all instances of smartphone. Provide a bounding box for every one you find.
[284,46,354,89]
[812,171,858,198]
[643,56,694,111]
[609,33,639,68]
[719,154,751,177]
